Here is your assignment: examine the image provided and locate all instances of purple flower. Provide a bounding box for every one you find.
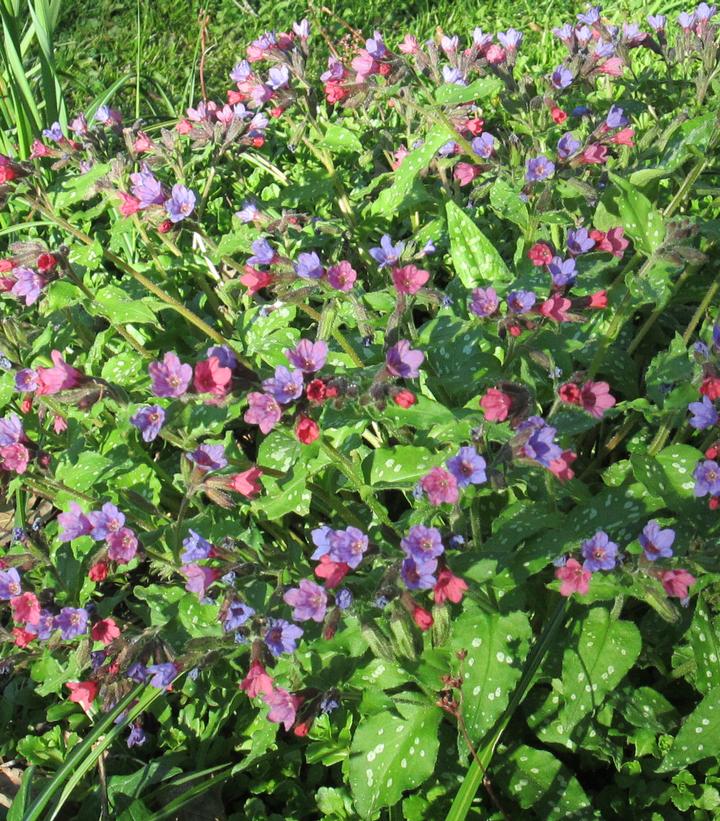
[507,290,536,314]
[498,28,523,49]
[647,14,666,31]
[42,122,64,142]
[713,323,720,351]
[401,525,445,561]
[471,132,495,158]
[0,567,21,599]
[328,526,368,569]
[605,105,629,129]
[181,529,212,562]
[27,609,55,641]
[557,133,582,160]
[401,556,437,590]
[244,391,282,433]
[639,520,675,561]
[366,30,386,58]
[567,227,595,255]
[187,444,228,472]
[148,352,192,398]
[335,588,353,610]
[88,503,126,540]
[519,416,562,467]
[688,396,718,430]
[548,256,577,287]
[286,339,328,373]
[127,724,147,748]
[147,663,178,688]
[181,564,217,597]
[248,238,276,266]
[369,235,405,268]
[130,165,165,207]
[107,528,138,563]
[0,414,23,446]
[11,268,45,306]
[696,3,717,22]
[594,40,615,58]
[678,11,696,29]
[551,66,574,89]
[577,6,601,24]
[206,345,237,370]
[442,66,466,85]
[694,460,720,497]
[58,502,93,542]
[447,446,487,488]
[55,607,89,640]
[526,155,555,182]
[437,140,458,158]
[267,65,290,90]
[127,662,150,683]
[622,24,646,45]
[130,405,165,442]
[310,525,332,560]
[575,25,593,46]
[264,618,304,656]
[470,287,499,317]
[293,18,310,39]
[223,600,255,631]
[15,369,39,392]
[164,184,196,223]
[235,202,259,223]
[295,251,324,280]
[473,27,494,47]
[385,340,424,378]
[231,60,252,82]
[553,23,575,44]
[262,366,304,404]
[581,531,618,572]
[283,579,328,622]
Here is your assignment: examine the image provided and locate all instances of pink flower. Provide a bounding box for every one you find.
[392,264,429,294]
[53,415,68,434]
[227,467,263,498]
[241,660,274,697]
[11,592,40,624]
[555,558,591,596]
[593,226,628,257]
[0,443,29,474]
[36,350,84,395]
[66,681,98,715]
[193,356,232,398]
[327,260,357,291]
[486,44,506,64]
[480,388,512,422]
[314,555,350,588]
[597,57,624,76]
[433,568,468,605]
[548,450,577,481]
[420,467,459,506]
[240,265,273,294]
[398,34,419,54]
[454,162,482,186]
[610,128,634,146]
[107,528,138,563]
[661,569,696,600]
[539,294,572,322]
[578,144,608,165]
[580,381,616,418]
[411,604,434,631]
[118,192,141,217]
[264,687,301,730]
[91,618,120,645]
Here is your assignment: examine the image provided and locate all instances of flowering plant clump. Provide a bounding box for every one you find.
[2,4,720,818]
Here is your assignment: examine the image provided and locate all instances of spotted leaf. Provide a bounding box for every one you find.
[658,685,720,772]
[446,199,513,289]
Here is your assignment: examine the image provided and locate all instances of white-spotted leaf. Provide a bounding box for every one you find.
[446,199,513,289]
[658,685,720,771]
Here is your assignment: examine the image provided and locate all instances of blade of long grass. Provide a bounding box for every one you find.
[0,0,43,131]
[27,0,67,128]
[135,0,142,119]
[7,764,34,821]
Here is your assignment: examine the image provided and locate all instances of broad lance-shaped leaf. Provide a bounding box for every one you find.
[498,745,593,820]
[370,124,454,217]
[532,607,641,748]
[450,608,532,749]
[658,685,720,772]
[446,199,513,289]
[691,594,720,695]
[349,692,441,819]
[609,173,665,256]
[364,445,444,489]
[434,75,503,106]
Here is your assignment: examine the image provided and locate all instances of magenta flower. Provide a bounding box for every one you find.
[88,503,125,540]
[581,531,618,572]
[187,443,227,472]
[327,260,357,291]
[639,520,675,561]
[164,184,196,223]
[286,339,328,373]
[55,607,88,640]
[182,564,218,597]
[401,525,444,561]
[469,287,499,317]
[385,340,424,378]
[264,687,300,730]
[262,366,304,404]
[58,502,93,542]
[420,467,459,505]
[283,579,328,622]
[149,352,192,398]
[130,165,165,207]
[130,405,165,442]
[11,268,46,306]
[447,446,487,488]
[107,528,139,563]
[244,392,282,434]
[264,618,304,656]
[580,381,616,418]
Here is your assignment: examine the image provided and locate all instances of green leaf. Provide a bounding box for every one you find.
[365,445,443,489]
[532,608,641,748]
[609,173,665,256]
[644,333,690,406]
[690,594,720,695]
[370,125,454,217]
[446,199,513,289]
[41,281,86,313]
[451,608,532,747]
[434,76,503,106]
[7,765,35,821]
[349,692,441,819]
[102,352,145,386]
[500,746,592,819]
[91,285,159,326]
[632,444,704,506]
[489,178,529,230]
[319,123,363,154]
[658,685,720,771]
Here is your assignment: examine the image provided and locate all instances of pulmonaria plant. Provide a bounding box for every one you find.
[0,3,719,819]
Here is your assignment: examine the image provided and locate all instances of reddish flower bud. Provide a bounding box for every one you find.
[296,415,320,445]
[0,259,13,272]
[157,219,173,234]
[559,383,582,404]
[0,166,17,184]
[528,242,553,266]
[508,323,522,337]
[551,106,567,124]
[314,555,350,588]
[480,388,512,422]
[20,397,32,414]
[589,290,608,309]
[701,377,720,401]
[411,605,434,631]
[36,253,57,273]
[705,444,720,460]
[270,106,284,118]
[88,560,109,582]
[710,496,720,510]
[306,379,327,404]
[393,389,416,408]
[251,136,265,148]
